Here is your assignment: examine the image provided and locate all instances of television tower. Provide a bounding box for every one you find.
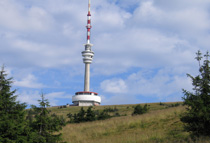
[72,0,101,106]
[83,0,93,91]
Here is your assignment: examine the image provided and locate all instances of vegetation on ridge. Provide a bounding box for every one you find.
[60,104,189,143]
[57,103,210,143]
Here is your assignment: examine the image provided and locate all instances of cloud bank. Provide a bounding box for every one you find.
[0,0,209,106]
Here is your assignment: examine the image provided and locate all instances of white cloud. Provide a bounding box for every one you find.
[93,28,196,75]
[14,74,44,88]
[101,78,127,93]
[17,90,40,105]
[93,1,131,33]
[129,68,192,97]
[100,67,193,101]
[1,0,208,72]
[1,0,210,105]
[11,39,79,68]
[17,90,71,106]
[132,0,210,37]
[45,92,72,106]
[101,94,142,105]
[0,0,53,31]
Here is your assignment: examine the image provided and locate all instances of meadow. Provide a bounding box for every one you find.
[50,103,210,143]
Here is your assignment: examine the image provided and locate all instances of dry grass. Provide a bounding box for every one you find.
[51,103,210,143]
[58,104,192,143]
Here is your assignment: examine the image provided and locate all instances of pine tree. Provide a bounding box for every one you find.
[181,51,210,137]
[86,106,96,121]
[77,107,86,122]
[0,66,28,143]
[29,93,66,143]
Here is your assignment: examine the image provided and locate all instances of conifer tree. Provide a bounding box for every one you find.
[0,66,28,142]
[181,51,210,136]
[77,107,86,122]
[29,93,66,143]
[86,106,96,121]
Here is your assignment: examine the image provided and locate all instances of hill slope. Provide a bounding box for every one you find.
[51,103,209,143]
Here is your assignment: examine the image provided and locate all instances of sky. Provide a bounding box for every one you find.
[0,0,210,106]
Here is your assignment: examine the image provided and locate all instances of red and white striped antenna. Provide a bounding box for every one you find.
[86,0,92,44]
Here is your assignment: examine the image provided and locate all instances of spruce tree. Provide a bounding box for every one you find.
[77,107,86,122]
[181,51,210,136]
[29,93,66,143]
[0,66,28,143]
[86,106,96,121]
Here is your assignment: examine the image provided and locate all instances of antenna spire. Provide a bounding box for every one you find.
[86,0,92,44]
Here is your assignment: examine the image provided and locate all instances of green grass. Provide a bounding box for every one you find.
[50,102,209,143]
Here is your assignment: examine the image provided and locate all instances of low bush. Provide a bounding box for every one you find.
[67,106,111,123]
[132,104,149,115]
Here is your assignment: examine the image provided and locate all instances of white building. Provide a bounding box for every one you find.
[72,91,101,106]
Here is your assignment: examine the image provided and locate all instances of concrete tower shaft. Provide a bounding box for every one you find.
[83,0,93,91]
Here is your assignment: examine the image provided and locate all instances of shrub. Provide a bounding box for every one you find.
[132,104,149,115]
[97,110,111,120]
[86,106,96,121]
[67,106,112,123]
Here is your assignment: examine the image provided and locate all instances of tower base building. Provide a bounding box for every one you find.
[72,91,101,106]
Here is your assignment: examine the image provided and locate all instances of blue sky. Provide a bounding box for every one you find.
[0,0,210,106]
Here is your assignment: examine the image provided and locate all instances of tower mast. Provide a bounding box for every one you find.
[82,0,94,91]
[72,0,101,106]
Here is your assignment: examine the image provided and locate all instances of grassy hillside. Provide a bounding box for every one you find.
[51,103,209,143]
